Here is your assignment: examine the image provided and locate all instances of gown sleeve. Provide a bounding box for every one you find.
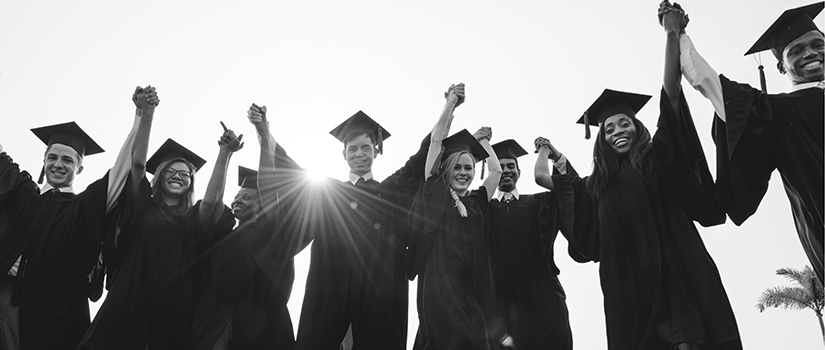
[551,173,600,262]
[406,175,449,280]
[653,88,726,227]
[541,160,590,264]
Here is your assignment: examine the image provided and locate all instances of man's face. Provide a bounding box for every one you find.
[343,134,375,176]
[231,188,261,222]
[43,143,83,188]
[783,30,825,85]
[498,158,520,192]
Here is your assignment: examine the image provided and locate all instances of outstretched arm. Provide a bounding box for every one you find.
[660,0,688,117]
[424,83,464,180]
[534,136,561,191]
[249,104,278,210]
[199,124,243,224]
[129,86,159,198]
[477,128,501,202]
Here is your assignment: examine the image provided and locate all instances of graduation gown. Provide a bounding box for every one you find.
[408,176,496,350]
[274,137,428,350]
[712,76,824,281]
[552,90,740,350]
[192,209,296,350]
[0,152,111,350]
[488,185,588,349]
[78,177,235,350]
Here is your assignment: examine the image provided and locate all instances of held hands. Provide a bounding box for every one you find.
[534,136,561,161]
[132,85,160,114]
[473,126,492,142]
[247,103,269,135]
[444,83,466,108]
[658,0,689,35]
[218,122,244,153]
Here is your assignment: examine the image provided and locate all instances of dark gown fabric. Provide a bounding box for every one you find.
[552,90,741,350]
[0,152,111,350]
[192,209,296,350]
[712,76,823,281]
[78,176,234,350]
[488,173,589,349]
[274,137,428,350]
[408,176,496,350]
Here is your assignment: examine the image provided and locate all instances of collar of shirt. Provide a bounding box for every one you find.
[348,171,374,185]
[791,80,825,92]
[493,188,519,201]
[41,182,74,194]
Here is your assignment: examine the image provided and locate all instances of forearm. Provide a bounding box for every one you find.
[680,34,726,121]
[258,127,276,205]
[480,139,501,200]
[129,108,154,197]
[424,99,458,179]
[106,114,141,213]
[664,31,682,112]
[534,148,554,191]
[200,149,232,220]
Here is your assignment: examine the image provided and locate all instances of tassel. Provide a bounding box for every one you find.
[37,166,45,184]
[481,159,486,179]
[449,188,468,217]
[377,127,384,155]
[758,64,767,93]
[583,110,591,140]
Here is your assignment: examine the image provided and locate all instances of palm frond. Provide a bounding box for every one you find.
[756,286,812,312]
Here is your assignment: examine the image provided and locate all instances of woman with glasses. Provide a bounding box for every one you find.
[78,103,239,349]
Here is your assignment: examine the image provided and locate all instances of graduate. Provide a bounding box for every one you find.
[534,25,742,347]
[191,109,299,349]
[661,1,825,281]
[254,103,430,349]
[407,82,503,350]
[0,87,155,350]
[486,139,586,349]
[78,131,239,349]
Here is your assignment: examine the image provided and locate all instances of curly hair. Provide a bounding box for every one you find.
[586,117,654,197]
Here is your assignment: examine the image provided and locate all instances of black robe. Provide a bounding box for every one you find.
[192,209,296,350]
[408,177,495,350]
[552,90,741,350]
[274,137,428,350]
[78,177,235,350]
[0,152,111,350]
[488,171,588,349]
[712,76,823,282]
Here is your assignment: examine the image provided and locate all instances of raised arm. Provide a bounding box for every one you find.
[129,86,159,198]
[424,83,464,180]
[534,136,562,191]
[660,0,688,116]
[248,104,278,210]
[476,128,501,202]
[199,124,243,225]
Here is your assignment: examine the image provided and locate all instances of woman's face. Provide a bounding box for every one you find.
[161,161,192,198]
[602,113,637,155]
[449,153,475,195]
[231,188,261,222]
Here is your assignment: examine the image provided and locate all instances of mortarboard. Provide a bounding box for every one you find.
[329,111,391,154]
[745,2,824,91]
[31,121,104,157]
[238,166,258,190]
[442,129,489,161]
[31,121,105,184]
[491,139,527,160]
[576,89,651,139]
[146,139,207,175]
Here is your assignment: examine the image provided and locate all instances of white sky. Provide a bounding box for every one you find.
[1,1,822,349]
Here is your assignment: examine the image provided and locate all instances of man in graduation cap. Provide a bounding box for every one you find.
[191,163,297,349]
[486,139,586,349]
[661,1,825,281]
[246,105,430,349]
[0,86,158,350]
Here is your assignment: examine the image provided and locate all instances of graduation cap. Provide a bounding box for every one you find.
[491,139,527,160]
[576,89,652,139]
[329,111,391,155]
[238,166,258,190]
[31,121,105,184]
[442,129,489,161]
[146,138,207,175]
[745,2,824,92]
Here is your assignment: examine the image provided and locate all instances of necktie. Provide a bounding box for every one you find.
[355,177,366,188]
[503,192,514,203]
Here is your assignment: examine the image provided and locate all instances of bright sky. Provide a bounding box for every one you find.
[1,1,822,349]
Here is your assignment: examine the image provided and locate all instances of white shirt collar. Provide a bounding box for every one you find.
[41,182,74,194]
[348,171,374,185]
[493,188,519,201]
[791,80,825,92]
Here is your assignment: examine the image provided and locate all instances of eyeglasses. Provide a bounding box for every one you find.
[163,168,192,180]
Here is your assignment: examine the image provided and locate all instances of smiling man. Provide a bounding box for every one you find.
[0,86,157,350]
[487,139,586,349]
[663,1,825,281]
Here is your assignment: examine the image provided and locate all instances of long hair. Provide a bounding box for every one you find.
[150,157,197,217]
[586,117,654,197]
[437,150,476,190]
